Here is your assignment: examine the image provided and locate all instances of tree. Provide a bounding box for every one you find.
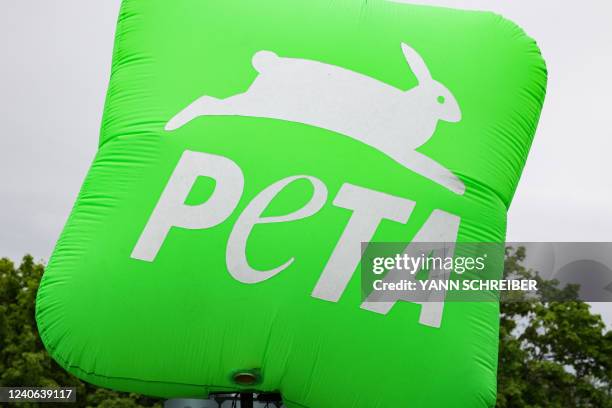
[497,247,612,407]
[0,255,162,408]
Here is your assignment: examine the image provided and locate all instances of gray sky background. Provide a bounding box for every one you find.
[1,1,610,321]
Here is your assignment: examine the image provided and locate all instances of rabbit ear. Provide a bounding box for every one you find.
[401,43,431,83]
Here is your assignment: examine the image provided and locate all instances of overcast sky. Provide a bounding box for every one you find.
[1,1,610,319]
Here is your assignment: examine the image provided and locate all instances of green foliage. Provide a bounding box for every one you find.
[1,252,610,407]
[497,247,612,408]
[0,255,161,408]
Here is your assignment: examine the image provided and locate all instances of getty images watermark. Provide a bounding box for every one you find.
[361,242,612,303]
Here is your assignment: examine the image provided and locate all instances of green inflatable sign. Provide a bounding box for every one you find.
[36,1,547,407]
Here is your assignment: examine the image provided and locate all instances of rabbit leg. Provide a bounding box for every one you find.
[402,151,465,195]
[165,96,222,131]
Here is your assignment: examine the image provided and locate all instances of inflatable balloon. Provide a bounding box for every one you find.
[36,0,547,407]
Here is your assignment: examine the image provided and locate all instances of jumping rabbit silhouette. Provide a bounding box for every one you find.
[166,43,465,194]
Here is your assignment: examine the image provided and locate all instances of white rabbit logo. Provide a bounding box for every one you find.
[166,43,465,194]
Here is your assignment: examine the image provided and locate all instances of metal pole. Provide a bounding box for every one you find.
[165,392,283,407]
[240,393,254,408]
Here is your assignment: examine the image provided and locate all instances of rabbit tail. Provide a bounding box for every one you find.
[252,50,278,72]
